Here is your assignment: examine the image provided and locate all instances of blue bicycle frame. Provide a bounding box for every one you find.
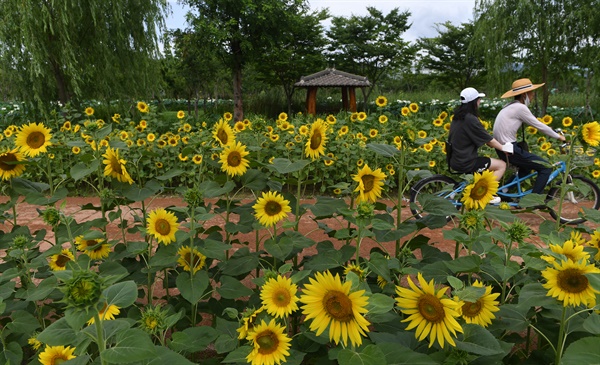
[446,161,568,208]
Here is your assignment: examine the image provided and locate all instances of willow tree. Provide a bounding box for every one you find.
[0,0,169,114]
[473,0,598,114]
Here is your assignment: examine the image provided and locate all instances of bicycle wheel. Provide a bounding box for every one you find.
[409,175,460,220]
[547,175,600,225]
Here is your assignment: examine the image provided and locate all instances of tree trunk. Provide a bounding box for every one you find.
[232,40,244,122]
[50,59,69,104]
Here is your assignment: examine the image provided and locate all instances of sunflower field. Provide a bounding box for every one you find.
[1,97,600,365]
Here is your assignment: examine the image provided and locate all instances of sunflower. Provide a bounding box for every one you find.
[356,112,366,121]
[562,117,573,127]
[177,110,185,119]
[369,129,378,138]
[75,236,111,260]
[439,111,449,120]
[102,147,133,184]
[396,273,463,348]
[542,239,590,264]
[278,112,288,122]
[542,259,600,307]
[192,155,203,165]
[212,119,236,147]
[305,119,328,159]
[352,164,387,204]
[378,115,388,124]
[581,121,600,147]
[461,170,499,210]
[0,148,26,180]
[28,334,42,350]
[147,133,156,142]
[137,101,149,113]
[326,114,337,124]
[237,307,265,340]
[48,249,75,271]
[343,261,366,280]
[547,148,556,156]
[177,245,207,274]
[526,126,537,134]
[423,143,433,152]
[409,102,419,113]
[219,141,250,177]
[253,191,291,227]
[146,208,179,245]
[260,275,299,318]
[593,170,600,179]
[433,118,444,127]
[87,302,121,325]
[246,319,291,365]
[417,130,427,139]
[223,112,233,121]
[350,112,359,122]
[542,114,553,125]
[39,345,76,365]
[429,161,436,168]
[300,270,370,347]
[455,280,500,327]
[14,122,52,157]
[375,95,388,107]
[84,106,94,116]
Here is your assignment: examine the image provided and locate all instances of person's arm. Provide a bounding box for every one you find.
[517,104,565,141]
[486,138,504,150]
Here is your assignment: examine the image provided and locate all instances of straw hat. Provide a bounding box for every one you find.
[501,78,545,98]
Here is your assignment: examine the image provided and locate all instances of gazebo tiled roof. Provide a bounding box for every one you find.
[295,68,371,88]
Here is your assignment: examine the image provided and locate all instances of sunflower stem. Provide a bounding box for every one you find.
[555,306,568,365]
[555,140,575,231]
[94,312,107,365]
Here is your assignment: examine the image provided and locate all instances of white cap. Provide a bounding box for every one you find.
[460,87,485,103]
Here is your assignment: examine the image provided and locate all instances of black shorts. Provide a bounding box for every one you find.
[472,157,491,174]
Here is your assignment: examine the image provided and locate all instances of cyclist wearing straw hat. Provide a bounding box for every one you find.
[493,78,566,194]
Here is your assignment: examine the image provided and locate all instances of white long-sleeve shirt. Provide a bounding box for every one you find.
[492,101,561,144]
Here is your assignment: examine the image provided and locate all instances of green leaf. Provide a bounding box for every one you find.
[201,239,232,261]
[217,276,254,299]
[37,318,77,346]
[222,345,252,363]
[307,196,348,218]
[586,272,600,292]
[367,143,399,157]
[214,333,238,354]
[412,193,458,216]
[70,160,100,181]
[200,180,236,198]
[169,326,219,352]
[176,271,209,304]
[264,236,294,261]
[444,254,481,274]
[367,252,391,282]
[0,341,23,365]
[148,346,197,365]
[121,180,163,202]
[338,344,387,365]
[240,169,268,190]
[488,256,520,281]
[103,281,137,308]
[456,324,504,356]
[377,343,438,365]
[365,293,396,315]
[221,250,260,276]
[582,313,600,335]
[102,328,156,363]
[7,310,40,335]
[561,337,600,365]
[24,275,58,301]
[517,283,561,309]
[155,169,184,181]
[268,158,311,174]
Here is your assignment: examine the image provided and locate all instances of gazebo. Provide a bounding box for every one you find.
[294,68,371,116]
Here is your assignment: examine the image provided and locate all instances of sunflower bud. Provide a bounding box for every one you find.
[61,270,103,310]
[41,207,61,226]
[356,201,374,220]
[183,188,203,207]
[99,188,114,200]
[460,210,484,231]
[139,305,168,335]
[12,234,29,249]
[507,220,531,243]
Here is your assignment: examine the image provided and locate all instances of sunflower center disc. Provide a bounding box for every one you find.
[362,175,375,192]
[56,254,71,268]
[418,294,445,323]
[111,160,123,174]
[0,153,17,171]
[27,131,45,149]
[185,253,201,268]
[558,269,588,293]
[155,219,171,235]
[323,290,354,322]
[265,201,282,216]
[461,300,482,318]
[471,181,489,200]
[310,133,322,149]
[256,331,279,354]
[228,152,241,167]
[217,129,229,145]
[274,288,291,306]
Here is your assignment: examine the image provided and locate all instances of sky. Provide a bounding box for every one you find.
[165,0,477,42]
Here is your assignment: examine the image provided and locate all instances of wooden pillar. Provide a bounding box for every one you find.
[306,87,318,115]
[341,87,349,111]
[349,87,357,112]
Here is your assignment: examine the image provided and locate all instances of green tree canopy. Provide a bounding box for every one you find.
[417,22,486,92]
[325,7,416,103]
[473,0,599,113]
[0,0,168,114]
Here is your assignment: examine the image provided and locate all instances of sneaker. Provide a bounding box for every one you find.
[489,196,501,205]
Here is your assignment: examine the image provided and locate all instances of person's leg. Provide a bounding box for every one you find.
[489,158,506,181]
[507,151,551,194]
